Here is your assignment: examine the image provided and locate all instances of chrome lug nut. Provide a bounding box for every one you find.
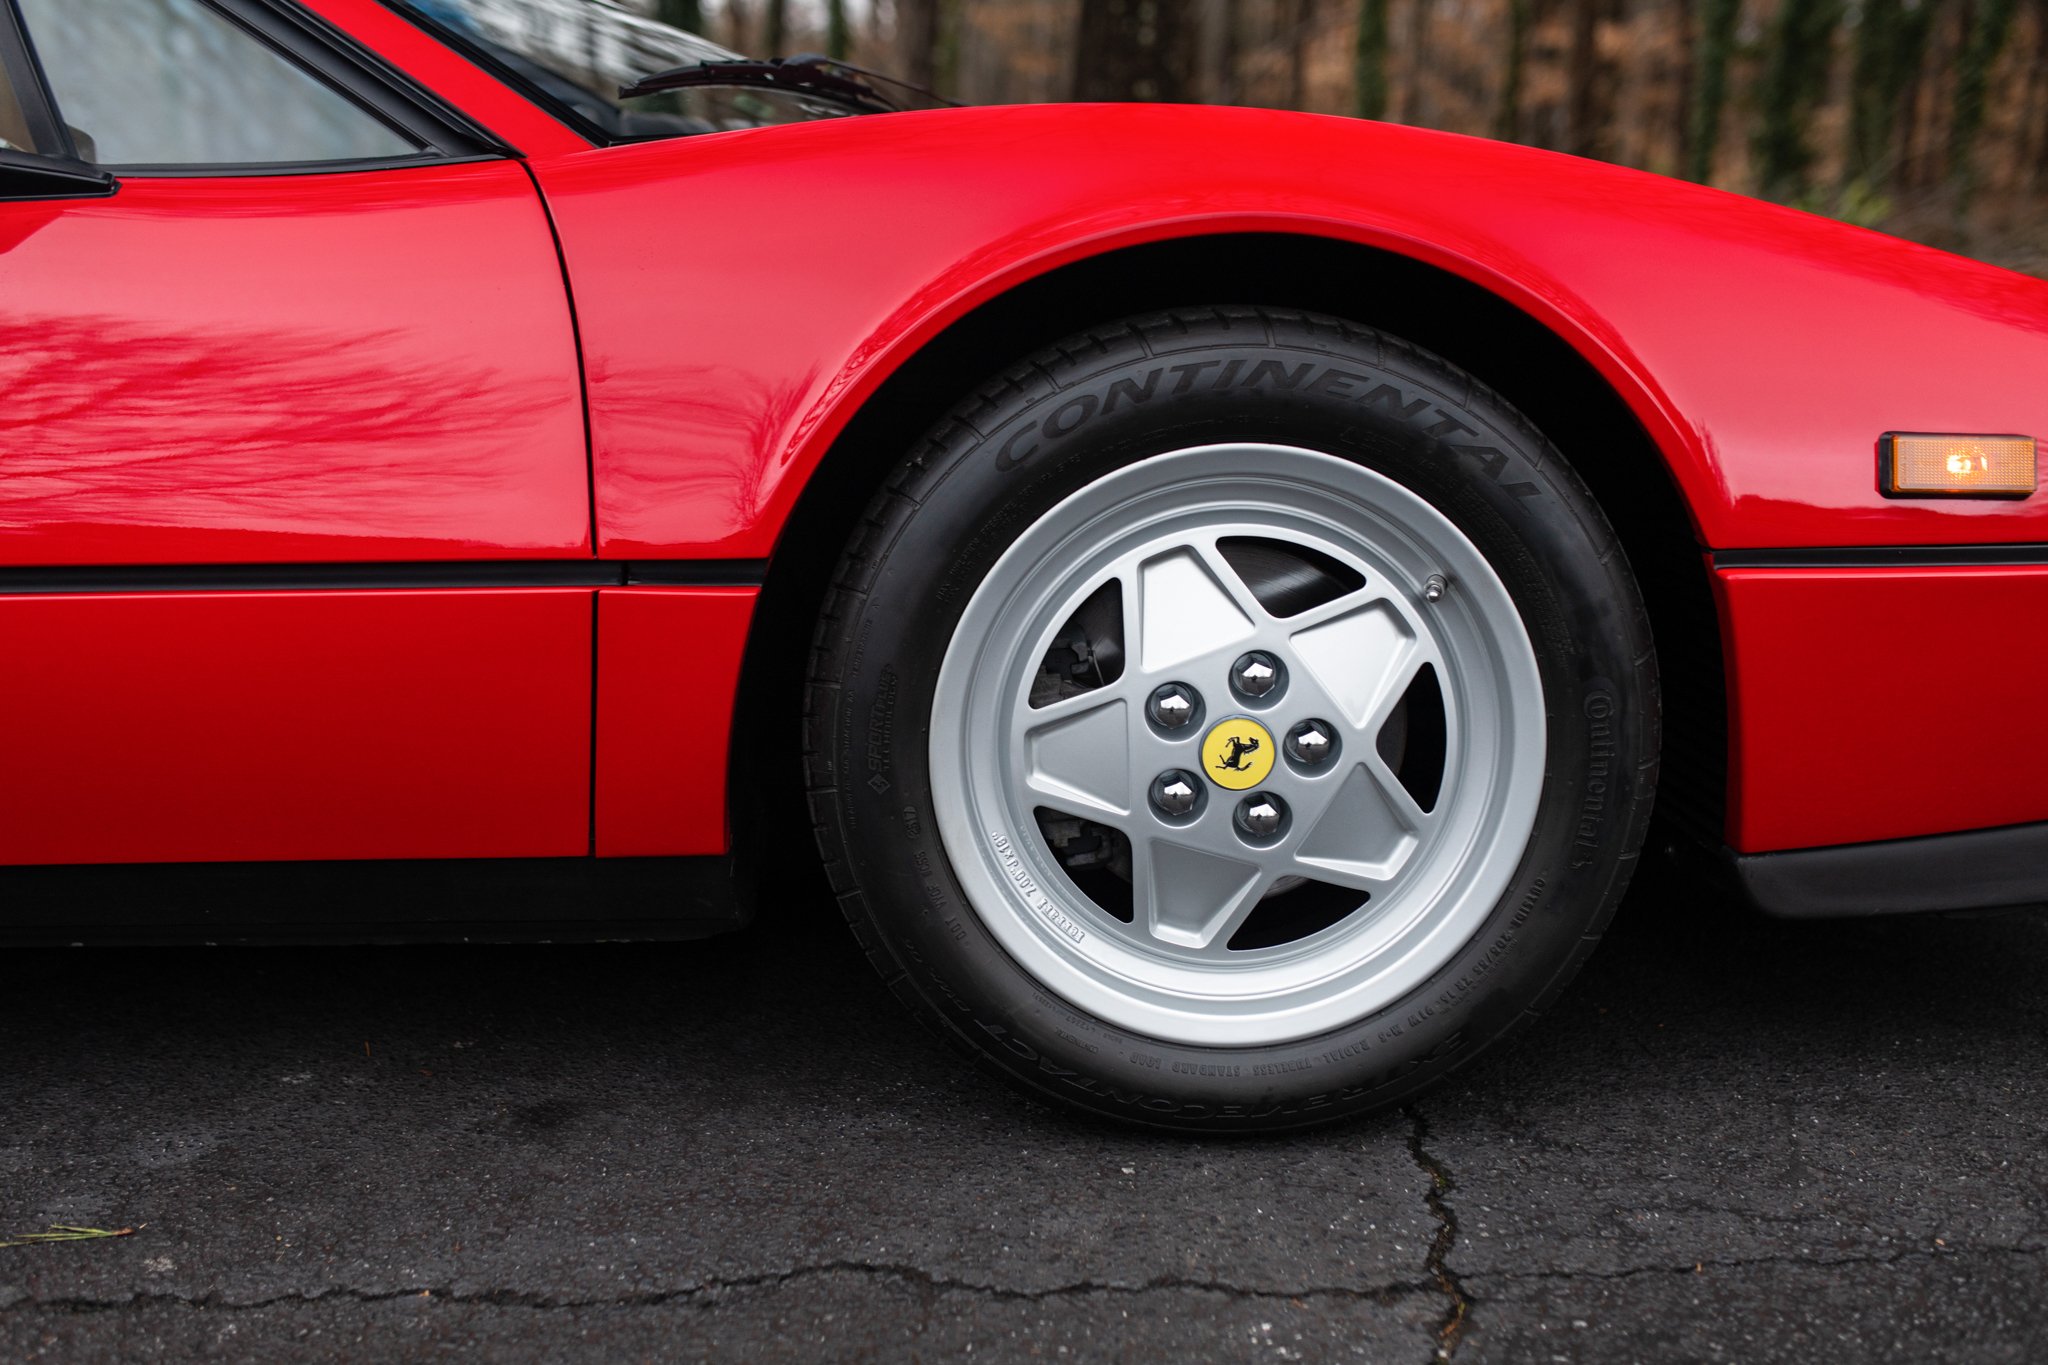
[1150,770,1201,818]
[1230,651,1283,700]
[1147,683,1198,730]
[1285,719,1337,766]
[1235,793,1288,839]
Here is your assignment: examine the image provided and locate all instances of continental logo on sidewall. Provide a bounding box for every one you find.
[989,359,1541,499]
[1202,717,1275,791]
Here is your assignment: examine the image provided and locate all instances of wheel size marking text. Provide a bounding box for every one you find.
[990,832,1087,944]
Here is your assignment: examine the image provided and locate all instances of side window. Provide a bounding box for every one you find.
[16,0,422,168]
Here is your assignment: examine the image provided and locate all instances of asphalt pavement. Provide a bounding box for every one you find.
[3,871,2045,1362]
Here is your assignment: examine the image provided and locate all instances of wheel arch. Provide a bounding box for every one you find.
[732,231,1727,902]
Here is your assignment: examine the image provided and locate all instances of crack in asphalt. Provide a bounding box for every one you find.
[1405,1103,1471,1362]
[1477,1241,2048,1286]
[1,1260,1436,1316]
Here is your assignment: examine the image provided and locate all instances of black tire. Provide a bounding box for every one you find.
[805,307,1657,1131]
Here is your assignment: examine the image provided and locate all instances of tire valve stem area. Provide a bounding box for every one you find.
[1424,574,1450,603]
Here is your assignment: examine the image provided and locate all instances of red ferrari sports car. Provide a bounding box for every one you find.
[4,0,2043,1129]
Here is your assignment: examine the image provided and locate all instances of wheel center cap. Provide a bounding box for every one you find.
[1200,716,1275,791]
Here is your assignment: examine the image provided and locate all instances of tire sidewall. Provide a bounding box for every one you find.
[821,311,1653,1128]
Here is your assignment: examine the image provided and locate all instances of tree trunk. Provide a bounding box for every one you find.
[1496,0,1529,139]
[1753,0,1846,199]
[1203,0,1243,103]
[761,0,787,55]
[2033,0,2048,189]
[1950,0,2021,201]
[1565,0,1620,159]
[1356,0,1392,119]
[1402,0,1431,123]
[938,0,963,96]
[826,0,850,60]
[1285,0,1312,110]
[654,0,705,36]
[1847,0,1934,189]
[1072,0,1195,102]
[897,0,942,89]
[1671,0,1694,167]
[1685,0,1739,180]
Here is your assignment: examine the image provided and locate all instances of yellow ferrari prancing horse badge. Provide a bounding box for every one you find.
[1201,717,1275,791]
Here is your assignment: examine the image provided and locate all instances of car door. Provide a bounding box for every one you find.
[0,0,594,865]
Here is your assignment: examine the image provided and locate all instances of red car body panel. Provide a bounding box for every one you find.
[594,587,758,857]
[1717,567,2048,852]
[0,163,590,565]
[1,0,2042,875]
[510,107,2048,561]
[0,590,592,865]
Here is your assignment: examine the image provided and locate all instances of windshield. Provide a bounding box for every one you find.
[390,0,867,139]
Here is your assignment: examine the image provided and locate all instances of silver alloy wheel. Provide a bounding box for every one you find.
[929,444,1546,1047]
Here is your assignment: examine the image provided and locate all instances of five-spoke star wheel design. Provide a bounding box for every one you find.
[1017,528,1450,954]
[931,445,1546,1046]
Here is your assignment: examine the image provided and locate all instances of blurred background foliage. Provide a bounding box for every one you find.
[649,0,2048,274]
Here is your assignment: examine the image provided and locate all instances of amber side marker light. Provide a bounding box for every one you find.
[1880,433,2038,498]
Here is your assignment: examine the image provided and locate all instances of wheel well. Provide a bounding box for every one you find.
[733,233,1726,904]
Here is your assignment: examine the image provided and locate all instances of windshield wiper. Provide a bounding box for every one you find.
[619,55,952,116]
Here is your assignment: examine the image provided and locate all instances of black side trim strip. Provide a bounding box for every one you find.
[1716,543,2048,569]
[0,560,767,593]
[1730,820,2048,918]
[627,559,772,585]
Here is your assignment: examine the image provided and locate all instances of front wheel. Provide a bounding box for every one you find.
[807,308,1656,1130]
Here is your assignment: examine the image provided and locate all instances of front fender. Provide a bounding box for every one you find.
[527,103,2048,559]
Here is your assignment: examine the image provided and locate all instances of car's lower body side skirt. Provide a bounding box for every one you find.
[1728,819,2048,918]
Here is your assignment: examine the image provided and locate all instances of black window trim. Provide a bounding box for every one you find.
[7,0,521,180]
[0,0,120,198]
[379,0,623,148]
[216,0,517,159]
[94,149,499,178]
